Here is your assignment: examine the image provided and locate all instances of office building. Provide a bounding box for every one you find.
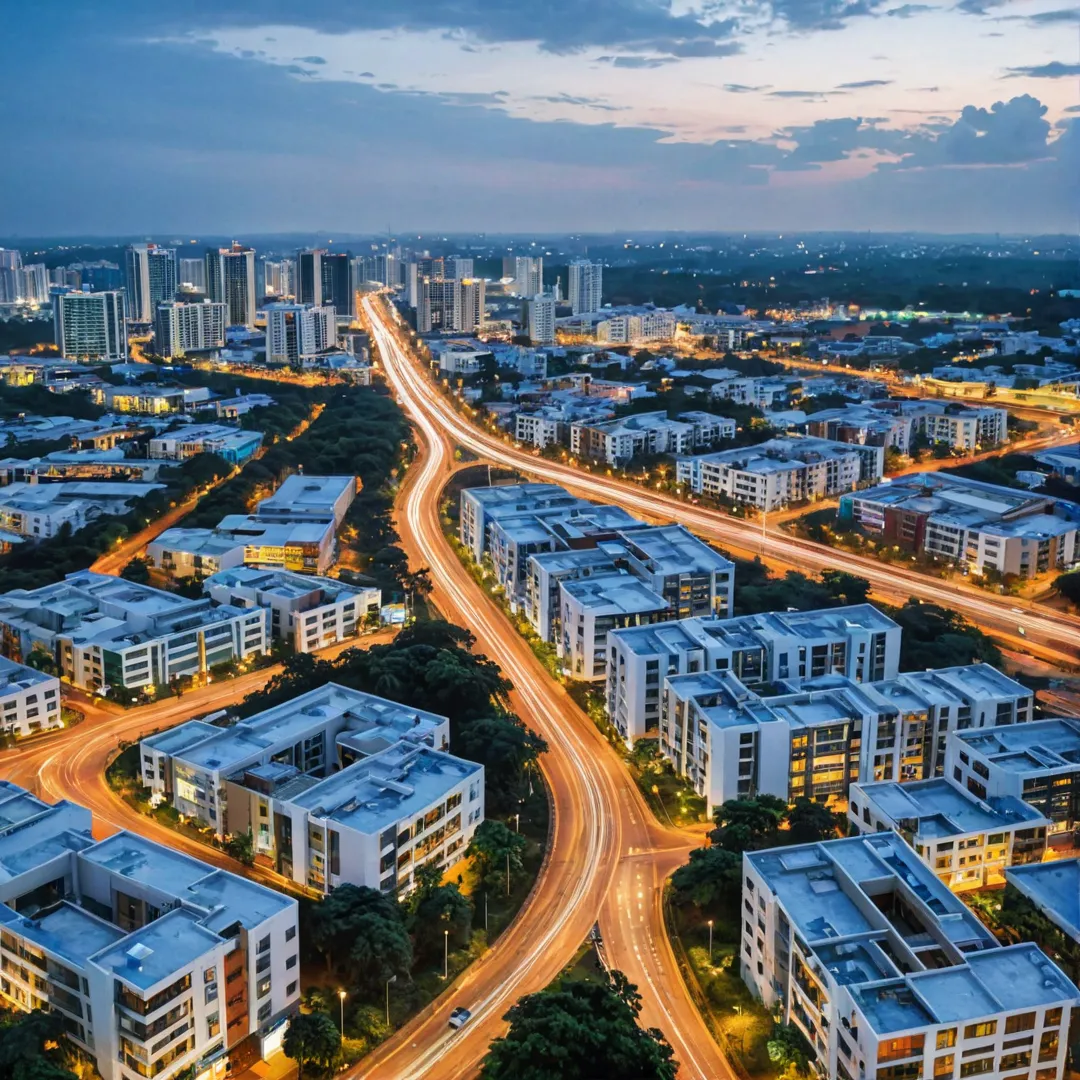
[0,571,268,693]
[0,656,61,736]
[265,304,336,364]
[512,257,543,297]
[840,473,1080,580]
[54,291,127,361]
[0,481,165,542]
[447,257,474,280]
[141,684,449,828]
[206,245,257,328]
[297,250,352,316]
[524,294,555,345]
[148,425,262,466]
[0,451,162,486]
[609,604,901,748]
[567,259,602,315]
[257,473,355,526]
[99,384,213,414]
[146,529,247,578]
[178,257,207,292]
[743,835,1078,1080]
[848,777,1049,890]
[155,300,227,358]
[676,436,882,511]
[125,244,178,322]
[457,278,486,334]
[416,277,458,334]
[0,249,22,303]
[203,567,380,652]
[949,718,1080,838]
[0,787,300,1080]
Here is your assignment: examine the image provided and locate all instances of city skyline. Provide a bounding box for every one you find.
[3,0,1077,236]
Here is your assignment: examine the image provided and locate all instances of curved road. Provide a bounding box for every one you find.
[354,299,731,1080]
[366,297,1080,669]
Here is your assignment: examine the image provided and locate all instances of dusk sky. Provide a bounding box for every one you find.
[5,0,1078,235]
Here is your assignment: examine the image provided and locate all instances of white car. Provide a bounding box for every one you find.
[448,1007,472,1030]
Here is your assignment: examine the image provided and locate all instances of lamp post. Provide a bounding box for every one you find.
[443,929,450,980]
[708,920,714,964]
[513,812,520,833]
[506,851,511,897]
[385,975,396,1027]
[337,989,346,1044]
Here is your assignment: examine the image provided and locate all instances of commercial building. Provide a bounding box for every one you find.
[677,436,881,510]
[0,480,165,542]
[225,740,483,894]
[54,291,128,361]
[141,684,449,831]
[125,244,177,323]
[567,259,602,315]
[0,571,268,693]
[178,256,207,292]
[592,310,676,345]
[204,567,380,652]
[0,786,299,1080]
[100,384,214,415]
[149,425,262,465]
[257,473,356,526]
[948,718,1080,838]
[840,473,1080,579]
[297,250,352,316]
[743,835,1078,1080]
[0,450,163,485]
[206,245,257,329]
[155,300,227,358]
[608,604,901,748]
[172,516,337,578]
[265,303,336,364]
[0,656,61,736]
[848,777,1048,890]
[570,410,734,466]
[146,529,246,578]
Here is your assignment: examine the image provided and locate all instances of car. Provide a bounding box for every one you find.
[448,1007,472,1030]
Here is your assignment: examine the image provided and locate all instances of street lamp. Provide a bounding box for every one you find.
[385,975,396,1027]
[337,988,346,1044]
[443,929,450,980]
[708,920,714,964]
[513,812,520,833]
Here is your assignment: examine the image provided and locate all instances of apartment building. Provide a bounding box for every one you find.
[0,450,163,486]
[607,604,901,746]
[1005,860,1080,986]
[0,787,299,1080]
[459,483,582,561]
[840,473,1080,579]
[514,410,565,449]
[948,718,1080,838]
[524,547,620,643]
[676,436,882,511]
[146,529,247,579]
[203,567,381,652]
[149,425,263,466]
[848,777,1048,891]
[100,386,214,415]
[0,656,61,736]
[224,740,483,895]
[0,571,268,693]
[141,684,449,832]
[0,481,165,542]
[569,410,734,466]
[707,372,794,408]
[743,835,1078,1080]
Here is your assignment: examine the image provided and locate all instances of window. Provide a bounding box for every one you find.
[958,1059,993,1077]
[207,1013,220,1039]
[286,981,298,997]
[937,1029,957,1050]
[998,1051,1031,1070]
[1044,1008,1062,1027]
[257,935,271,955]
[879,1036,925,1063]
[286,955,297,970]
[1039,1031,1059,1062]
[963,1021,997,1040]
[257,1002,271,1024]
[203,968,216,984]
[285,926,296,943]
[257,977,271,999]
[933,1054,954,1078]
[1004,1012,1035,1034]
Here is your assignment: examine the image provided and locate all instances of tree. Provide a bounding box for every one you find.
[25,647,58,676]
[889,600,1001,670]
[347,910,414,995]
[669,846,742,917]
[1055,570,1080,607]
[466,820,527,889]
[120,557,151,584]
[456,716,547,814]
[820,570,870,607]
[223,829,254,866]
[309,884,411,989]
[767,1023,812,1075]
[403,567,433,598]
[407,863,473,960]
[479,973,677,1080]
[709,795,787,853]
[283,1012,340,1080]
[785,798,844,846]
[0,1010,77,1080]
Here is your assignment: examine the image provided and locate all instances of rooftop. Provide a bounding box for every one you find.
[1006,859,1080,940]
[215,514,334,547]
[560,571,668,616]
[956,717,1080,773]
[0,655,57,696]
[258,474,355,519]
[149,527,245,559]
[618,524,733,577]
[0,901,125,967]
[204,566,378,604]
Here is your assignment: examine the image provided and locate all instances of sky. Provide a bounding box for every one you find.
[3,0,1078,235]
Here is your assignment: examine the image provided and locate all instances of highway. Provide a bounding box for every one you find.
[364,296,1080,669]
[355,294,731,1080]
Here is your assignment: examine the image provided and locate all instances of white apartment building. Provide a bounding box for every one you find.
[0,788,299,1080]
[264,304,336,364]
[100,385,214,415]
[524,295,555,346]
[0,656,61,736]
[567,259,602,315]
[607,604,901,747]
[707,373,795,408]
[676,436,879,510]
[514,410,565,449]
[743,835,1078,1080]
[0,571,268,693]
[203,567,381,652]
[225,740,483,894]
[459,483,583,561]
[848,777,1049,891]
[146,529,247,579]
[512,257,543,297]
[149,425,262,465]
[0,481,165,542]
[258,473,356,526]
[594,310,676,345]
[570,410,734,466]
[125,244,178,323]
[141,684,449,832]
[54,291,128,361]
[155,300,227,358]
[525,547,621,643]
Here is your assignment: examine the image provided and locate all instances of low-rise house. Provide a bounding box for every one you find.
[0,480,165,543]
[149,424,263,465]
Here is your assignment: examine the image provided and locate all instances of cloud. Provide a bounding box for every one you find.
[885,3,935,15]
[768,88,845,99]
[724,83,771,93]
[836,79,893,88]
[532,93,628,112]
[762,0,887,31]
[293,54,326,64]
[1066,104,1080,114]
[1020,7,1080,24]
[775,115,911,169]
[1006,61,1080,78]
[602,55,678,68]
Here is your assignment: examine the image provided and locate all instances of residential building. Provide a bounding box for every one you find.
[459,483,583,561]
[568,259,602,315]
[514,409,565,449]
[125,244,177,322]
[19,264,49,305]
[570,410,734,465]
[677,436,880,510]
[142,684,449,830]
[881,400,1008,452]
[848,777,1048,890]
[206,245,257,329]
[54,291,127,361]
[416,276,458,333]
[457,278,486,333]
[593,310,676,345]
[743,835,1078,1080]
[525,547,622,643]
[0,480,164,543]
[262,259,294,298]
[707,372,795,408]
[148,425,262,465]
[178,257,207,292]
[182,516,337,577]
[204,567,380,652]
[265,303,336,364]
[0,571,268,693]
[524,295,555,345]
[0,450,163,485]
[948,718,1080,838]
[1004,860,1080,986]
[155,300,227,358]
[608,605,901,747]
[840,473,1080,579]
[225,740,482,894]
[297,250,353,316]
[0,656,61,736]
[146,529,247,578]
[512,256,543,297]
[0,789,300,1080]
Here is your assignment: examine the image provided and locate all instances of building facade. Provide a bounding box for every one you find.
[54,291,128,361]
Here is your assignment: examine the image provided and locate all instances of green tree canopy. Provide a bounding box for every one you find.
[283,1011,340,1080]
[767,1023,812,1075]
[669,846,742,917]
[466,819,527,889]
[455,716,547,815]
[0,1010,77,1080]
[480,973,677,1080]
[709,795,787,853]
[785,797,844,846]
[1055,570,1080,607]
[120,557,151,584]
[888,599,1001,670]
[407,863,473,961]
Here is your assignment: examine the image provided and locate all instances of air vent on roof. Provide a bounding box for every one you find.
[126,943,153,970]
